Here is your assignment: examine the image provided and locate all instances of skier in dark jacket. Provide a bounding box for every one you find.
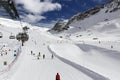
[43,54,45,59]
[56,73,60,80]
[51,54,54,59]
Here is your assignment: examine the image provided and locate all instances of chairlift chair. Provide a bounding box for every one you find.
[16,32,29,46]
[9,34,15,39]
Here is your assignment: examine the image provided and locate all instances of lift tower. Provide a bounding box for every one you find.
[0,0,19,19]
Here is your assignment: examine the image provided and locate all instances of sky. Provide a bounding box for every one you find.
[1,0,111,27]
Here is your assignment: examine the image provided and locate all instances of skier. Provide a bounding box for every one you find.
[99,41,101,44]
[56,73,60,80]
[31,51,33,55]
[51,54,54,59]
[14,54,17,57]
[14,50,16,52]
[37,56,39,60]
[9,49,11,51]
[111,45,113,48]
[43,54,45,59]
[5,52,7,55]
[38,52,41,57]
[1,53,3,56]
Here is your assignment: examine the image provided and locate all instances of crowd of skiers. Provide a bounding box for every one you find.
[30,50,54,60]
[30,50,61,80]
[0,45,20,66]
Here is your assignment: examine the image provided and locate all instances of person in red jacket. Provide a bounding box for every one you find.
[56,73,60,80]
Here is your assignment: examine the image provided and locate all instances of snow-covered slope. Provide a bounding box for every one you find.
[1,6,120,80]
[0,18,102,80]
[48,1,120,80]
[51,0,120,32]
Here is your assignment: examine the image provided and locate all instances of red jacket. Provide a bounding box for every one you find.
[56,73,60,80]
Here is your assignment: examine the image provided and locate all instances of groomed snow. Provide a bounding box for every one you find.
[0,5,120,80]
[49,43,120,80]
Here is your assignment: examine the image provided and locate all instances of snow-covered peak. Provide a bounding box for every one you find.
[51,0,120,32]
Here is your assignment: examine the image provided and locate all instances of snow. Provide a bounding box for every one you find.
[0,18,93,80]
[0,4,120,80]
[7,28,93,80]
[49,43,120,80]
[48,4,120,80]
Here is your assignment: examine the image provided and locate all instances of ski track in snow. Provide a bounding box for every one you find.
[1,12,120,80]
[48,46,109,80]
[5,29,93,80]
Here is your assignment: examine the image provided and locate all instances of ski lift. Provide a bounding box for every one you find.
[0,0,20,19]
[23,26,30,32]
[9,33,15,39]
[93,38,98,40]
[0,32,3,38]
[16,32,29,46]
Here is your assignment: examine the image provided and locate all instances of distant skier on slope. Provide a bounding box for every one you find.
[43,54,45,59]
[51,54,54,59]
[31,51,33,55]
[56,73,60,80]
[38,52,41,57]
[111,45,113,48]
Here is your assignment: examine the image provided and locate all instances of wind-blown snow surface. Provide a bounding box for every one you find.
[0,17,120,80]
[49,7,120,80]
[49,43,120,80]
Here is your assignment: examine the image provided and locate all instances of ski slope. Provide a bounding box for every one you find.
[49,6,120,80]
[0,18,95,80]
[0,16,120,80]
[49,43,120,80]
[8,29,94,80]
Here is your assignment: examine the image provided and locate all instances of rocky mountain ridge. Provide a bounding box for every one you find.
[51,0,120,32]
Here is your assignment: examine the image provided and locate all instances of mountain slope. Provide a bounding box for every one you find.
[1,0,120,78]
[0,17,105,80]
[1,14,120,80]
[51,0,120,32]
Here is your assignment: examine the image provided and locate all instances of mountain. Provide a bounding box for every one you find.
[1,0,120,80]
[1,7,120,80]
[0,17,109,80]
[51,0,120,32]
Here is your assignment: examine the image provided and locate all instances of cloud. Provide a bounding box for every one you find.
[15,0,62,23]
[21,14,46,23]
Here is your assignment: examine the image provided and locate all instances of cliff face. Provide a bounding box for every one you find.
[51,0,120,32]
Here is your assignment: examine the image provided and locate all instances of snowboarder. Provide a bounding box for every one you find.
[43,54,45,59]
[56,73,60,80]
